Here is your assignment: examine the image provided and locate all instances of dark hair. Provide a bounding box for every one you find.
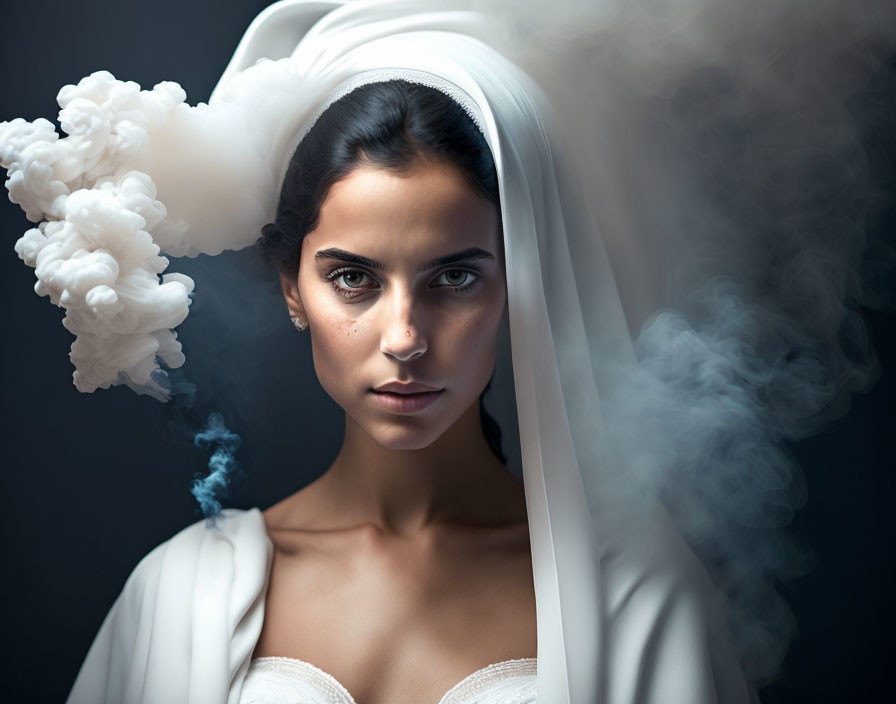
[257,79,506,463]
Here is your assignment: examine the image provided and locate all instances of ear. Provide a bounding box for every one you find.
[279,271,307,323]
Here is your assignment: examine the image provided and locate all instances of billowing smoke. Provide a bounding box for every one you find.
[0,72,273,519]
[0,69,281,398]
[484,0,896,685]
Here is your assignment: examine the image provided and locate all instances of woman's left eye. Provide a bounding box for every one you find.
[433,269,480,290]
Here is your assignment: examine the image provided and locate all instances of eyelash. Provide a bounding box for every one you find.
[324,267,482,299]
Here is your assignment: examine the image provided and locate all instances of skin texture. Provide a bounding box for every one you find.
[255,156,536,704]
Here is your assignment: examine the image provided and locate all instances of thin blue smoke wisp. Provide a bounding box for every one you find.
[191,412,243,525]
[155,365,247,523]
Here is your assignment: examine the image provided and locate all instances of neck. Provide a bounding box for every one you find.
[314,401,526,536]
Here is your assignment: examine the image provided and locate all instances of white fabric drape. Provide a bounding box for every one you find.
[66,506,753,704]
[67,509,273,704]
[205,9,640,696]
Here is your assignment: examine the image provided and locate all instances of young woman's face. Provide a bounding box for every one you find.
[280,157,506,450]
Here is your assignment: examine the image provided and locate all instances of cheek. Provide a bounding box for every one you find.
[304,299,369,400]
[310,320,353,379]
[436,296,504,390]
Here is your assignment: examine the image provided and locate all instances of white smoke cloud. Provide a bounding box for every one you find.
[0,67,288,398]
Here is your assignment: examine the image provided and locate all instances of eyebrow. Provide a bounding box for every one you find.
[314,246,496,272]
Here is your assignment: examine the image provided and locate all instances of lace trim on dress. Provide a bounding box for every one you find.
[244,657,355,703]
[439,657,537,704]
[243,655,537,704]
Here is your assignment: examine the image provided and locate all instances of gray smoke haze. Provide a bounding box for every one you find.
[483,0,896,684]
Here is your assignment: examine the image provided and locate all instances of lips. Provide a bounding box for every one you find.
[373,380,443,394]
[371,381,445,413]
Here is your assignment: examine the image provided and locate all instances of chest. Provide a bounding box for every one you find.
[251,533,537,704]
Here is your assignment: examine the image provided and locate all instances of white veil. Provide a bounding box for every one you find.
[3,1,893,701]
[209,8,643,699]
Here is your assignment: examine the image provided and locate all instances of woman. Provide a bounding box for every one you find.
[251,79,538,702]
[3,1,889,703]
[53,62,750,701]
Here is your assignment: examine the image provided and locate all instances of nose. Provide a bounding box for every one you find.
[379,287,428,362]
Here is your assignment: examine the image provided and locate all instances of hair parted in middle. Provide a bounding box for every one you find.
[257,79,507,463]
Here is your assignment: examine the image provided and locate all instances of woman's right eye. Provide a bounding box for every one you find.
[325,268,378,298]
[336,270,368,288]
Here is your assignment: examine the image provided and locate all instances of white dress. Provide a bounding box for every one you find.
[239,656,537,704]
[65,506,755,704]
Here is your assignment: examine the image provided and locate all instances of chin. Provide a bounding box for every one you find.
[363,417,448,452]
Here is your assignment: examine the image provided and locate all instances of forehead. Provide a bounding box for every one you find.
[302,159,501,261]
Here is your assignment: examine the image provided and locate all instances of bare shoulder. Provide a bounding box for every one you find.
[260,476,335,543]
[261,482,318,530]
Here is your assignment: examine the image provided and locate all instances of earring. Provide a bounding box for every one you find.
[291,316,308,332]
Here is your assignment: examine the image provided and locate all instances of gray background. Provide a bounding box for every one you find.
[0,1,892,701]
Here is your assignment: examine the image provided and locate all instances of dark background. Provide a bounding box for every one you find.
[0,1,892,702]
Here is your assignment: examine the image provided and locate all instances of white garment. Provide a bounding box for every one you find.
[66,507,755,704]
[239,656,537,704]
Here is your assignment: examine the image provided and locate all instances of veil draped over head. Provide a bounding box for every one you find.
[2,1,894,702]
